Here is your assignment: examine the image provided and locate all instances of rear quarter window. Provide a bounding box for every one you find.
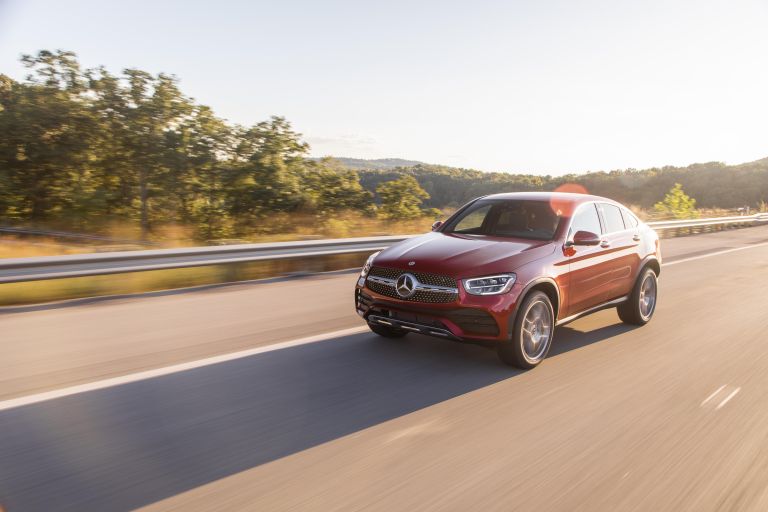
[621,208,639,228]
[600,203,626,233]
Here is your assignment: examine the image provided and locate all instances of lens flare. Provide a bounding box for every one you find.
[551,183,589,217]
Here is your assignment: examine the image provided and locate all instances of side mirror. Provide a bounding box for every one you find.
[431,220,443,231]
[571,230,601,246]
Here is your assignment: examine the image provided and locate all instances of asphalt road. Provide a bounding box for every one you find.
[1,226,768,511]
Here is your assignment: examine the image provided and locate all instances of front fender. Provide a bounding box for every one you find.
[506,276,561,341]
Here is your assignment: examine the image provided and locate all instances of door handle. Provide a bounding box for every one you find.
[600,239,611,248]
[632,234,641,242]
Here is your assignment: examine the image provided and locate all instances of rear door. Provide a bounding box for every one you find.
[598,203,641,299]
[564,203,614,316]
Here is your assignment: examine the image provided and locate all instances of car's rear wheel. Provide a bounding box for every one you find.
[498,291,554,369]
[368,322,408,338]
[617,267,658,325]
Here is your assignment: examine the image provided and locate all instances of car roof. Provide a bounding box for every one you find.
[476,191,626,217]
[480,191,611,204]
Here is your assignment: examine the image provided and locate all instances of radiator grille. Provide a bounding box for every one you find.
[366,266,458,303]
[368,266,456,288]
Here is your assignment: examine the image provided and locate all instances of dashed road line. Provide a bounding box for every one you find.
[716,388,741,410]
[700,385,741,410]
[700,385,727,407]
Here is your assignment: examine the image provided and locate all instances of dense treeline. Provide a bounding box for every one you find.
[2,50,767,242]
[358,160,768,212]
[0,51,375,239]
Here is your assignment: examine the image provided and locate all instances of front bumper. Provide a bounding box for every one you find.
[355,278,523,342]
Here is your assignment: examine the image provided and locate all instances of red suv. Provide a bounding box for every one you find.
[354,192,661,368]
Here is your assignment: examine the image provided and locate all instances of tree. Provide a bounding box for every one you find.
[0,51,99,224]
[227,116,308,217]
[121,70,193,236]
[376,175,431,220]
[1,51,391,240]
[653,183,698,219]
[303,158,373,212]
[167,104,235,238]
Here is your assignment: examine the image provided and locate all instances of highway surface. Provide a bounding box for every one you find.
[1,226,768,511]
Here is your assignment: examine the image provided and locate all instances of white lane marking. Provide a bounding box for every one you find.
[716,387,741,410]
[700,385,727,407]
[663,241,768,267]
[0,325,369,413]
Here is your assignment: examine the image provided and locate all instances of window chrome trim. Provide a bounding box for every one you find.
[598,202,640,235]
[620,207,640,229]
[564,200,642,241]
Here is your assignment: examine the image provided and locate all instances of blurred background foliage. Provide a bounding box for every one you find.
[2,50,768,247]
[653,183,698,219]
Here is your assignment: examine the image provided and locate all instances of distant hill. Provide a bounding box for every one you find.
[314,157,425,170]
[311,155,768,211]
[350,158,768,211]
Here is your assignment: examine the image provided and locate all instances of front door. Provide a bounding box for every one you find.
[564,203,614,317]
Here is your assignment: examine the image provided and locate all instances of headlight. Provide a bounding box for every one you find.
[462,274,516,295]
[360,251,380,278]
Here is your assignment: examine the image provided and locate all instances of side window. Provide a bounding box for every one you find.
[621,208,639,228]
[569,204,602,238]
[453,204,492,233]
[600,203,625,233]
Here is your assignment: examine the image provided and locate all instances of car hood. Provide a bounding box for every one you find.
[373,232,555,278]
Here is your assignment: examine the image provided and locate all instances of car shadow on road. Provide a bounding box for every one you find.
[0,321,632,512]
[550,321,638,357]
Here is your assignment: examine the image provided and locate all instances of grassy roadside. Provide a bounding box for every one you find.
[0,212,442,258]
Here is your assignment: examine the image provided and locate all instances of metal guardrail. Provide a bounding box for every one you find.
[1,215,766,284]
[648,213,768,230]
[0,235,410,284]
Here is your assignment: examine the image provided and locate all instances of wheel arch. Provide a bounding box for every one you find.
[640,255,661,277]
[507,277,561,339]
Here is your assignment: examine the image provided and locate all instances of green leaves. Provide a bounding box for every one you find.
[376,175,432,220]
[654,183,699,219]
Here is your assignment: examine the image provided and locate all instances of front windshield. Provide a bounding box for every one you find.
[444,199,561,241]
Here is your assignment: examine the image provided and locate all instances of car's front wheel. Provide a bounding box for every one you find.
[617,267,658,325]
[498,291,555,369]
[368,322,408,338]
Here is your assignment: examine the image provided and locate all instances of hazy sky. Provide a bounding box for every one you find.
[1,0,767,174]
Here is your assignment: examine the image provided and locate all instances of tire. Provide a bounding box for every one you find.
[617,267,658,325]
[368,322,408,338]
[498,291,555,369]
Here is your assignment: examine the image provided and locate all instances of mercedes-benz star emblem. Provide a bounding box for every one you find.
[395,273,417,298]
